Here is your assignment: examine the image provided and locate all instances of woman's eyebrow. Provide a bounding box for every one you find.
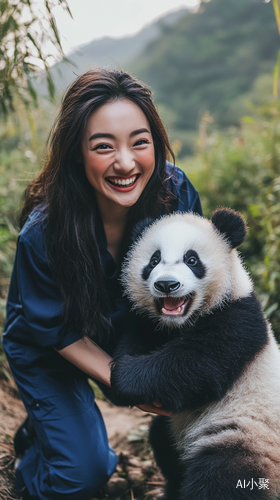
[89,132,114,141]
[129,128,150,137]
[88,128,150,142]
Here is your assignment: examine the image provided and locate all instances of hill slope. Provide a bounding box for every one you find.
[128,0,280,131]
[50,8,188,92]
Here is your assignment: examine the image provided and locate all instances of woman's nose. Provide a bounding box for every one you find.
[113,148,135,173]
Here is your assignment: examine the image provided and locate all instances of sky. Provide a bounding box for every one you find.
[53,0,200,55]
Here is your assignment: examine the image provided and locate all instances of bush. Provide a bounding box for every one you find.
[179,103,280,339]
[0,108,49,331]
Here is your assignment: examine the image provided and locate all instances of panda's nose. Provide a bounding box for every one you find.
[154,280,180,294]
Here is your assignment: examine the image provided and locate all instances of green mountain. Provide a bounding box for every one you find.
[50,8,188,92]
[127,0,280,132]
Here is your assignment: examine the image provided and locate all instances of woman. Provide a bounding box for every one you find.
[2,69,202,500]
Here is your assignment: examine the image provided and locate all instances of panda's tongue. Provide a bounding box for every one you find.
[164,297,185,311]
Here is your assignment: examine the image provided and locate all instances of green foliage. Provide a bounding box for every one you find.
[0,105,53,331]
[0,0,72,117]
[179,102,280,339]
[130,0,279,135]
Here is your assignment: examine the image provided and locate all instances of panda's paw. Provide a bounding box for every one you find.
[110,382,143,407]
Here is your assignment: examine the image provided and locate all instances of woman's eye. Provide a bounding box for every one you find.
[93,144,112,151]
[134,139,149,147]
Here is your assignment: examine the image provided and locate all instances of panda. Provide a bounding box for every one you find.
[110,208,280,500]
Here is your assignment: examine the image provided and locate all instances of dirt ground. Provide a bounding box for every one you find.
[0,367,165,500]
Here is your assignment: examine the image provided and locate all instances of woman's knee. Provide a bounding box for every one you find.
[48,451,114,500]
[34,411,117,500]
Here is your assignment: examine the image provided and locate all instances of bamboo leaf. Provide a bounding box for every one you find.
[273,49,280,96]
[50,16,62,50]
[0,0,73,118]
[45,0,51,15]
[58,0,73,19]
[26,32,42,56]
[273,0,280,35]
[46,69,55,100]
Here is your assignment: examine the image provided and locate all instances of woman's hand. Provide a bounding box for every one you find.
[136,402,172,416]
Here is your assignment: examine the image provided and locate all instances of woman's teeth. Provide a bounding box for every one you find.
[108,175,137,186]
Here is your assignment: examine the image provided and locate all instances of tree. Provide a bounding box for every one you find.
[0,0,72,117]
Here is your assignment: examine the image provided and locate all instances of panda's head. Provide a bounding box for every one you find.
[121,208,253,328]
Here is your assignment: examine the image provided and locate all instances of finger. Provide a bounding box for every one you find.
[136,404,172,416]
[156,408,172,416]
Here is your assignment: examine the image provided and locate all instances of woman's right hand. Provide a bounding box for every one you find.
[136,403,172,416]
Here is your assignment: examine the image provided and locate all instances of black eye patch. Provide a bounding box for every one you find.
[184,250,206,279]
[142,250,161,281]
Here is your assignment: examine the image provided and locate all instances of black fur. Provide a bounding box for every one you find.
[211,208,247,249]
[131,217,154,244]
[142,250,161,280]
[184,249,206,278]
[149,416,184,499]
[111,292,268,411]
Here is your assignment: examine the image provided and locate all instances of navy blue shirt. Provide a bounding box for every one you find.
[2,165,202,368]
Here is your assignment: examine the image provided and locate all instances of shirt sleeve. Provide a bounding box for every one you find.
[16,232,81,349]
[165,163,203,215]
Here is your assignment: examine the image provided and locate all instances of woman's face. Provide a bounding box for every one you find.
[81,99,155,214]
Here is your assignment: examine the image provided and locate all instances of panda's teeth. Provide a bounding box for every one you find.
[161,306,182,315]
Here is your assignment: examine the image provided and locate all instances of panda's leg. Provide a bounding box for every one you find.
[179,444,269,500]
[149,416,183,500]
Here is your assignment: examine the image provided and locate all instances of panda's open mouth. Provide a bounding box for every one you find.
[157,294,194,317]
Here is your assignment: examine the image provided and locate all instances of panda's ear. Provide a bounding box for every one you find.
[211,208,247,249]
[131,217,155,243]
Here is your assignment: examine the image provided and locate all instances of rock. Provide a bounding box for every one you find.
[127,457,154,476]
[141,459,154,473]
[127,457,141,468]
[127,468,144,490]
[127,424,149,442]
[104,476,129,496]
[151,487,165,498]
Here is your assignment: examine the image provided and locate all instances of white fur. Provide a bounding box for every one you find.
[122,212,253,327]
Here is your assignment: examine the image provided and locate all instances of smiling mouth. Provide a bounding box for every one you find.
[106,174,140,187]
[156,294,195,317]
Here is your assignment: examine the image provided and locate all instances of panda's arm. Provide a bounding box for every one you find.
[113,330,157,358]
[113,316,165,358]
[111,294,268,411]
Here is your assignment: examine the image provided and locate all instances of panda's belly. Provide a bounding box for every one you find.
[170,329,280,463]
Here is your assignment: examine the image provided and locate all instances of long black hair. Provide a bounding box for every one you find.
[20,69,175,343]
